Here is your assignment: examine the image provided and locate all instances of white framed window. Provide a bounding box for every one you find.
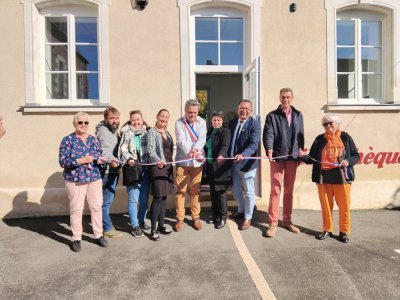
[191,7,248,74]
[325,0,400,109]
[336,12,384,103]
[195,16,243,66]
[45,14,99,102]
[178,0,262,105]
[22,0,110,112]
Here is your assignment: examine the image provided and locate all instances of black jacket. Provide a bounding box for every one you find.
[303,131,360,183]
[204,126,231,190]
[263,105,304,161]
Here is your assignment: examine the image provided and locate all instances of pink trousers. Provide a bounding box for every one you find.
[65,179,103,240]
[268,161,298,226]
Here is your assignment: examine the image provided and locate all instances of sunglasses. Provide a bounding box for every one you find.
[77,121,89,125]
[322,121,334,127]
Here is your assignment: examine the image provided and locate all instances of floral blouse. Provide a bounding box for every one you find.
[59,133,102,182]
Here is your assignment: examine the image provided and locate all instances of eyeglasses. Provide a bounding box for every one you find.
[77,121,89,125]
[322,121,333,127]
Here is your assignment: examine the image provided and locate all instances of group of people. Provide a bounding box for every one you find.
[59,87,359,253]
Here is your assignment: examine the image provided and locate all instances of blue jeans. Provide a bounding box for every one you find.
[126,169,150,228]
[101,172,119,232]
[231,165,257,220]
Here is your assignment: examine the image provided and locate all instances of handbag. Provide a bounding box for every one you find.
[122,163,142,186]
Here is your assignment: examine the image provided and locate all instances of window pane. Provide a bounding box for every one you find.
[46,17,67,43]
[361,48,381,73]
[76,73,99,99]
[337,21,354,45]
[337,47,355,72]
[76,17,97,43]
[195,18,218,41]
[337,74,355,99]
[196,43,218,65]
[45,45,68,71]
[76,45,98,71]
[220,18,243,41]
[221,43,243,65]
[46,73,69,99]
[362,21,381,46]
[362,74,381,99]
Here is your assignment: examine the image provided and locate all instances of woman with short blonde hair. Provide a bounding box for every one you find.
[59,112,108,252]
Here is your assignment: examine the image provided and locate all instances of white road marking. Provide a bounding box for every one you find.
[227,219,276,300]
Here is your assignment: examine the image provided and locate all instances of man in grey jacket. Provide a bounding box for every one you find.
[174,99,207,232]
[96,107,124,238]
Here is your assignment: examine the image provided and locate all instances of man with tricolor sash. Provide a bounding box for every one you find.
[174,99,207,232]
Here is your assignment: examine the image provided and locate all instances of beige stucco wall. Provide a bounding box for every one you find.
[0,0,399,219]
[261,0,400,210]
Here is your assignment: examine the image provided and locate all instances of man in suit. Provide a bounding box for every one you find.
[229,100,261,230]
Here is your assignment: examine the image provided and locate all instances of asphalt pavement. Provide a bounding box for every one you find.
[0,206,399,299]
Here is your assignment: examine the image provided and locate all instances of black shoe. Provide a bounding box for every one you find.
[150,231,160,240]
[132,226,144,238]
[71,240,81,252]
[338,232,349,243]
[157,226,172,235]
[140,222,151,231]
[96,236,109,247]
[214,219,226,229]
[316,231,333,240]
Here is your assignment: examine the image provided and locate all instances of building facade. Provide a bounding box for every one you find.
[1,0,399,218]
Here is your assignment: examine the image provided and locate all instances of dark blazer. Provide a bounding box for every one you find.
[204,126,232,190]
[302,131,360,183]
[229,116,261,172]
[263,105,304,161]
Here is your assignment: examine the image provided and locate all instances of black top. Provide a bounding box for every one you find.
[204,126,232,190]
[302,131,360,184]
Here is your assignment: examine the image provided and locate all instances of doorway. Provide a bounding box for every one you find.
[196,71,261,198]
[196,73,242,126]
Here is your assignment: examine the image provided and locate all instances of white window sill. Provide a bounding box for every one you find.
[21,105,109,113]
[325,104,400,111]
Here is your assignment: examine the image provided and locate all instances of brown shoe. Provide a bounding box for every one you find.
[266,224,277,237]
[239,219,251,230]
[282,221,300,234]
[193,218,202,231]
[174,220,184,232]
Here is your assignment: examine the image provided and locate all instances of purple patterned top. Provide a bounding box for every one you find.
[59,133,102,182]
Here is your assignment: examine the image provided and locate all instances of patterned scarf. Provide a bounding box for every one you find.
[321,129,344,170]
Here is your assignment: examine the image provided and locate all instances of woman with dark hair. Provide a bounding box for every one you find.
[118,110,150,238]
[300,113,359,243]
[204,111,231,229]
[147,109,174,240]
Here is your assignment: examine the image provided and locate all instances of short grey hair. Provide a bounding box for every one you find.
[185,99,200,111]
[322,113,341,126]
[73,112,89,125]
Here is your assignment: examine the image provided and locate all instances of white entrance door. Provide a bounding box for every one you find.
[242,56,261,117]
[242,56,262,197]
